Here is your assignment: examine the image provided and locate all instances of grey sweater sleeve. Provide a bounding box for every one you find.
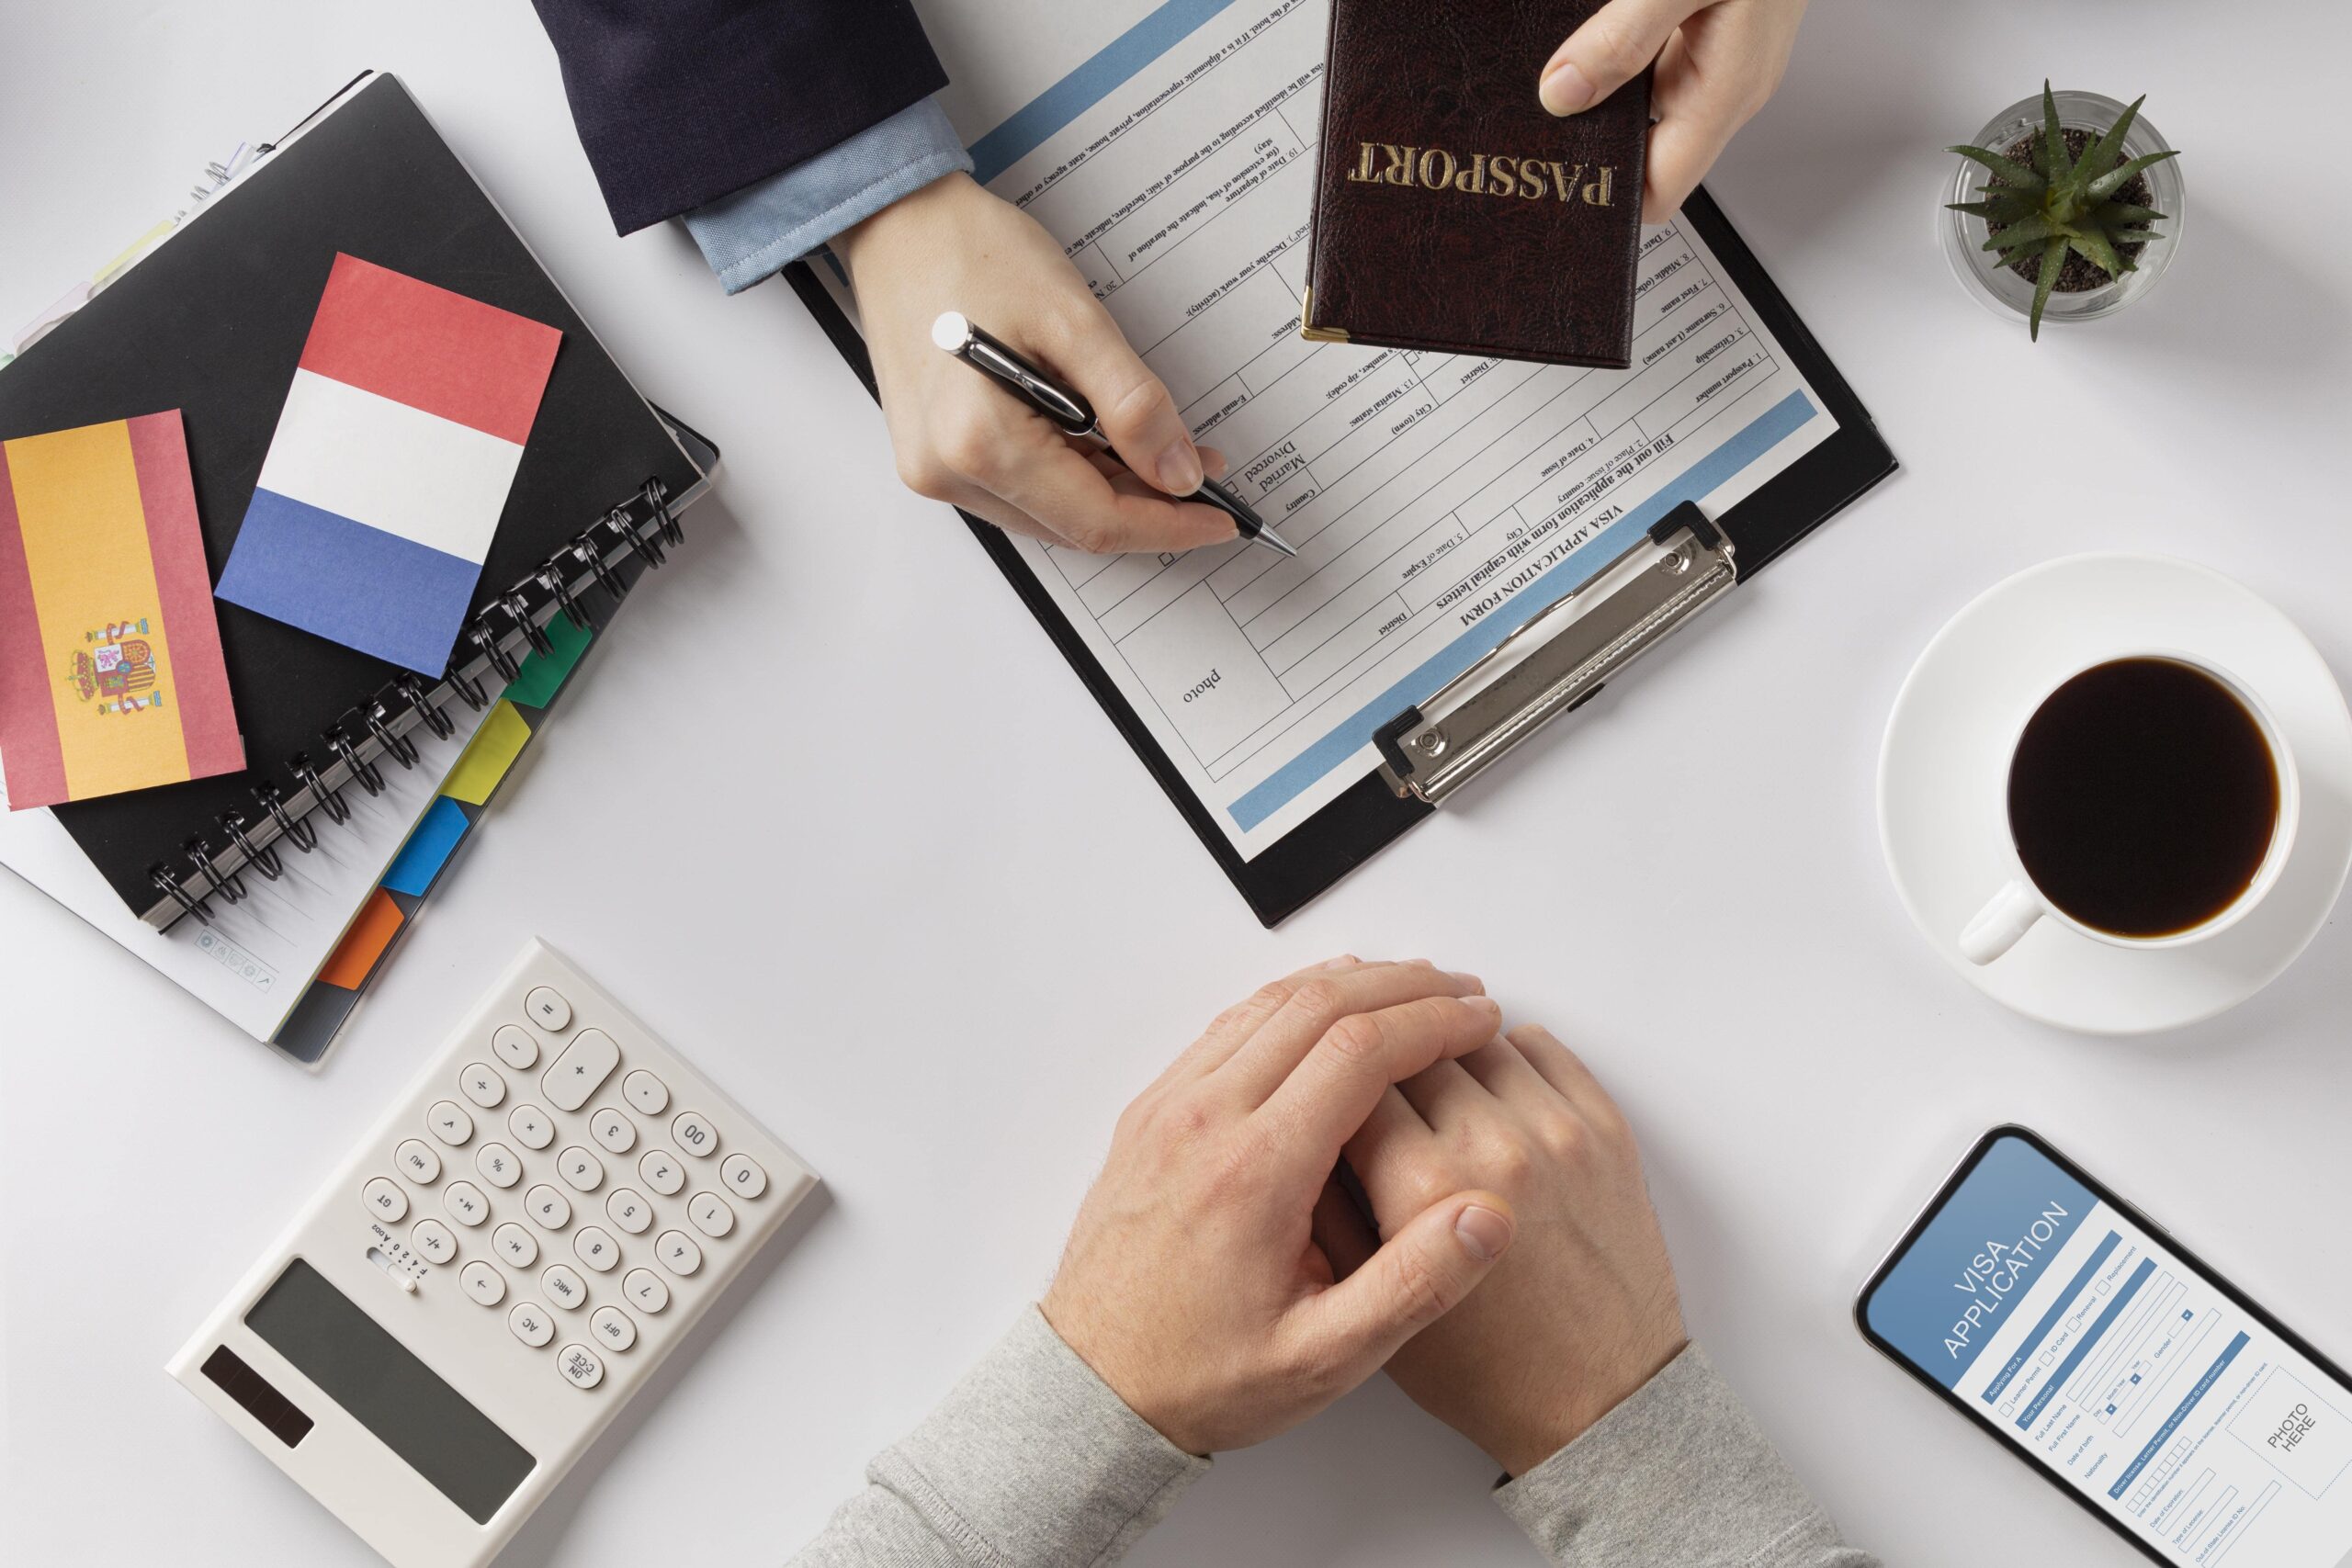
[1496,1344,1879,1568]
[790,1319,1871,1568]
[787,1305,1210,1568]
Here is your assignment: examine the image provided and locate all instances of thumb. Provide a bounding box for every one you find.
[1301,1192,1513,1380]
[1044,303,1205,498]
[1539,0,1700,116]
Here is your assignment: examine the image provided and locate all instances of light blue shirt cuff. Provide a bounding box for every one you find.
[681,96,974,295]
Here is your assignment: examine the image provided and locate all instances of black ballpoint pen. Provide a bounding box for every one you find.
[931,310,1298,558]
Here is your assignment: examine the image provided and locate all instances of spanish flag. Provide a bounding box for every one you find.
[0,410,243,808]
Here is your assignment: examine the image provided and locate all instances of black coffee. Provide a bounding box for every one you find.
[2007,658,2280,938]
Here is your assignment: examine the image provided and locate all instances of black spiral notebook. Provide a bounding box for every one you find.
[0,73,710,928]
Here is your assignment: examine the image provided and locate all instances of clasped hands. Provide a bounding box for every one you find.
[1039,958,1689,1474]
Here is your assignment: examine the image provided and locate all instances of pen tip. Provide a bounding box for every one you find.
[1255,523,1300,558]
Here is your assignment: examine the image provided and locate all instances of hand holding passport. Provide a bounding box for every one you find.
[1536,0,1810,222]
[830,0,1808,550]
[1304,0,1808,367]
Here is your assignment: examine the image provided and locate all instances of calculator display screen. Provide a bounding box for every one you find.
[246,1258,535,1524]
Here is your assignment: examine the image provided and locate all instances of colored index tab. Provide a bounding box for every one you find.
[0,411,243,807]
[442,700,533,806]
[381,795,472,897]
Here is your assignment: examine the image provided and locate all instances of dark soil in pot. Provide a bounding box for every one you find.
[1987,127,2154,292]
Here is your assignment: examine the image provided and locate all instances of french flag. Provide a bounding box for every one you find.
[215,254,561,674]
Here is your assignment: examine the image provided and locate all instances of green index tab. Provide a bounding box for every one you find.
[503,614,592,708]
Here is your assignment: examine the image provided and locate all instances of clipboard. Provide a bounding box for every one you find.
[786,187,1894,925]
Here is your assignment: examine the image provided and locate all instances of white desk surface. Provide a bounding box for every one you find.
[6,4,2349,1564]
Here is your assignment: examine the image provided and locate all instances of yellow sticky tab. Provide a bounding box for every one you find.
[442,700,532,805]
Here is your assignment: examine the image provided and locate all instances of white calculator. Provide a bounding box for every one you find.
[168,939,818,1568]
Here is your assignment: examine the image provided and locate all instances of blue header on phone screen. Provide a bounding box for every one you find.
[1865,1135,2097,1388]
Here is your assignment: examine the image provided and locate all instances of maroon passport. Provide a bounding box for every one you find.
[1302,0,1651,368]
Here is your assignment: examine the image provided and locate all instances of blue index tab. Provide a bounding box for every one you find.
[1862,1134,2098,1390]
[380,795,471,898]
[1983,1231,2122,1403]
[2107,1332,2251,1500]
[2018,1257,2157,1430]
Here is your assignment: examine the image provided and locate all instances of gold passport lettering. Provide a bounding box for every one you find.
[1346,142,1615,205]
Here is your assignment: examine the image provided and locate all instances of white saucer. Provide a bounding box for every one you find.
[1879,554,2352,1033]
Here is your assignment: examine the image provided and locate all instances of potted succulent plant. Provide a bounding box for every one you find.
[1942,84,2183,339]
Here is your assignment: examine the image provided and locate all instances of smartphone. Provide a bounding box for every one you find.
[1857,1125,2352,1568]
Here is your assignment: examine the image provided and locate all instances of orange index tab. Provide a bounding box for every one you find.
[318,888,405,990]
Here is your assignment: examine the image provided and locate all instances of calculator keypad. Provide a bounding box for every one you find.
[623,1070,669,1115]
[444,1181,490,1227]
[558,1343,605,1390]
[672,1111,718,1157]
[476,1143,523,1189]
[508,1105,556,1150]
[509,1303,554,1348]
[590,1107,636,1154]
[494,1224,538,1268]
[544,1029,619,1111]
[557,1146,605,1192]
[460,1064,505,1109]
[605,1189,653,1235]
[639,1150,684,1196]
[426,1101,474,1145]
[412,1220,458,1265]
[363,1179,409,1223]
[592,1307,637,1351]
[542,1265,588,1310]
[623,1269,669,1314]
[491,1024,538,1070]
[360,960,803,1406]
[525,1184,572,1230]
[573,1226,621,1272]
[525,986,571,1032]
[461,1262,506,1306]
[655,1230,702,1277]
[688,1191,734,1238]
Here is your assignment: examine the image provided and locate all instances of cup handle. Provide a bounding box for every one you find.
[1959,879,2043,965]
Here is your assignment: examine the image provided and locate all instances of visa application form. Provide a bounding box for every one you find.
[876,0,1842,856]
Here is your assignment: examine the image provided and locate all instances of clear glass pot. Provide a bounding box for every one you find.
[1941,89,2185,331]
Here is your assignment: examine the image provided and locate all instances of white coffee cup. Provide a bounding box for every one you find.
[1959,651,2300,964]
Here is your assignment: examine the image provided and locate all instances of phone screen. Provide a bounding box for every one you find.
[1860,1129,2352,1568]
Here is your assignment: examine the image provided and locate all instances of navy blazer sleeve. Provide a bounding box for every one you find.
[529,0,950,235]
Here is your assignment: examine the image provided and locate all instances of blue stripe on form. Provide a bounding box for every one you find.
[967,0,1241,185]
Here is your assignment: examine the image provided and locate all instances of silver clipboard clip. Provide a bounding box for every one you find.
[1374,502,1736,805]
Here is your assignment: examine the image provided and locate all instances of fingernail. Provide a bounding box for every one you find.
[1156,439,1204,496]
[1317,953,1358,970]
[1446,970,1484,992]
[1464,996,1502,1020]
[1540,60,1595,116]
[1455,1203,1513,1262]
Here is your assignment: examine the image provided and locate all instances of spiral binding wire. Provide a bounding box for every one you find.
[147,476,680,927]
